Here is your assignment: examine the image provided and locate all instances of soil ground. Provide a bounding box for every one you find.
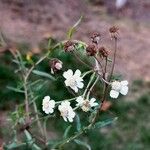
[0,0,150,81]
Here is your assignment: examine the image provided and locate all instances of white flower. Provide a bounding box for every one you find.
[42,96,55,114]
[63,69,84,93]
[110,80,128,98]
[58,101,76,122]
[76,96,98,112]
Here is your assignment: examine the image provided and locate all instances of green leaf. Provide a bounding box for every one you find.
[32,70,56,81]
[76,114,81,131]
[93,117,118,129]
[32,144,42,150]
[7,86,25,93]
[24,130,34,146]
[67,16,83,39]
[74,139,91,150]
[63,125,72,139]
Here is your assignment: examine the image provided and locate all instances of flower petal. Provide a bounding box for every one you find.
[120,80,128,86]
[90,98,98,107]
[70,86,78,93]
[77,81,84,89]
[63,69,73,79]
[43,96,50,104]
[110,90,119,98]
[120,86,128,95]
[49,100,55,108]
[74,69,81,77]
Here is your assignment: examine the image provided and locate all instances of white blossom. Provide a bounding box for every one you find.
[110,80,128,99]
[76,96,98,112]
[58,101,75,122]
[42,96,55,114]
[63,69,84,93]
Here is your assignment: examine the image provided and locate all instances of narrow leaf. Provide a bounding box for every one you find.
[76,114,81,131]
[63,125,72,139]
[7,86,24,93]
[32,70,56,81]
[67,16,83,39]
[93,117,118,129]
[74,139,91,150]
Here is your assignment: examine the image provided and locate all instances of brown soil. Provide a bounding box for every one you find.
[0,0,149,82]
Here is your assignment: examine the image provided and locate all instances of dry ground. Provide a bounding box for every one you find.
[0,0,150,81]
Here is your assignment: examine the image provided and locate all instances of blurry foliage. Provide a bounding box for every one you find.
[0,39,150,149]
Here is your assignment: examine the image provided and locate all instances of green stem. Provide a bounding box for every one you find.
[83,73,95,98]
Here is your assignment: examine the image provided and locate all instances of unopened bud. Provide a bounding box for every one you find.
[50,58,63,74]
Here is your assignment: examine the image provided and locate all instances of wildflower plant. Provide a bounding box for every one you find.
[3,18,129,149]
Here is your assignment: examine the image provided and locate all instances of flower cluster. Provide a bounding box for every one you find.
[110,80,128,98]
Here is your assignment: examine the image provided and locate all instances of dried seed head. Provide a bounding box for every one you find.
[109,26,119,39]
[86,44,97,56]
[98,46,109,58]
[50,58,63,74]
[64,41,75,52]
[90,32,100,44]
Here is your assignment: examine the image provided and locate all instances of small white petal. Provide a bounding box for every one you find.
[68,117,73,122]
[49,100,55,108]
[63,116,67,122]
[90,98,98,107]
[110,90,119,98]
[120,86,128,95]
[77,81,84,89]
[70,86,78,93]
[76,96,84,106]
[120,80,128,86]
[63,69,73,79]
[74,69,81,77]
[43,96,50,104]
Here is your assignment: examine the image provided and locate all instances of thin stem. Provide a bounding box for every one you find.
[23,78,30,123]
[94,56,104,74]
[83,73,95,98]
[81,70,93,78]
[86,76,99,99]
[55,97,77,104]
[109,38,117,81]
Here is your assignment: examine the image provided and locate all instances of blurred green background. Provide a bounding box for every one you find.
[0,0,150,149]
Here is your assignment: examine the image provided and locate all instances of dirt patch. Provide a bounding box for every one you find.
[0,0,149,81]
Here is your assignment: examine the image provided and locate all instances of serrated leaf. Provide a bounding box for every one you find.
[32,70,56,81]
[74,139,91,150]
[67,16,83,39]
[63,125,72,139]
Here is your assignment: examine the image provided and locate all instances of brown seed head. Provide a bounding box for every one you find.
[98,46,109,58]
[86,44,97,56]
[109,26,119,39]
[64,41,75,52]
[90,32,100,44]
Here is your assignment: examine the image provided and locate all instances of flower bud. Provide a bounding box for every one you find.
[64,41,75,52]
[98,46,109,58]
[86,44,97,56]
[50,58,63,74]
[90,32,100,44]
